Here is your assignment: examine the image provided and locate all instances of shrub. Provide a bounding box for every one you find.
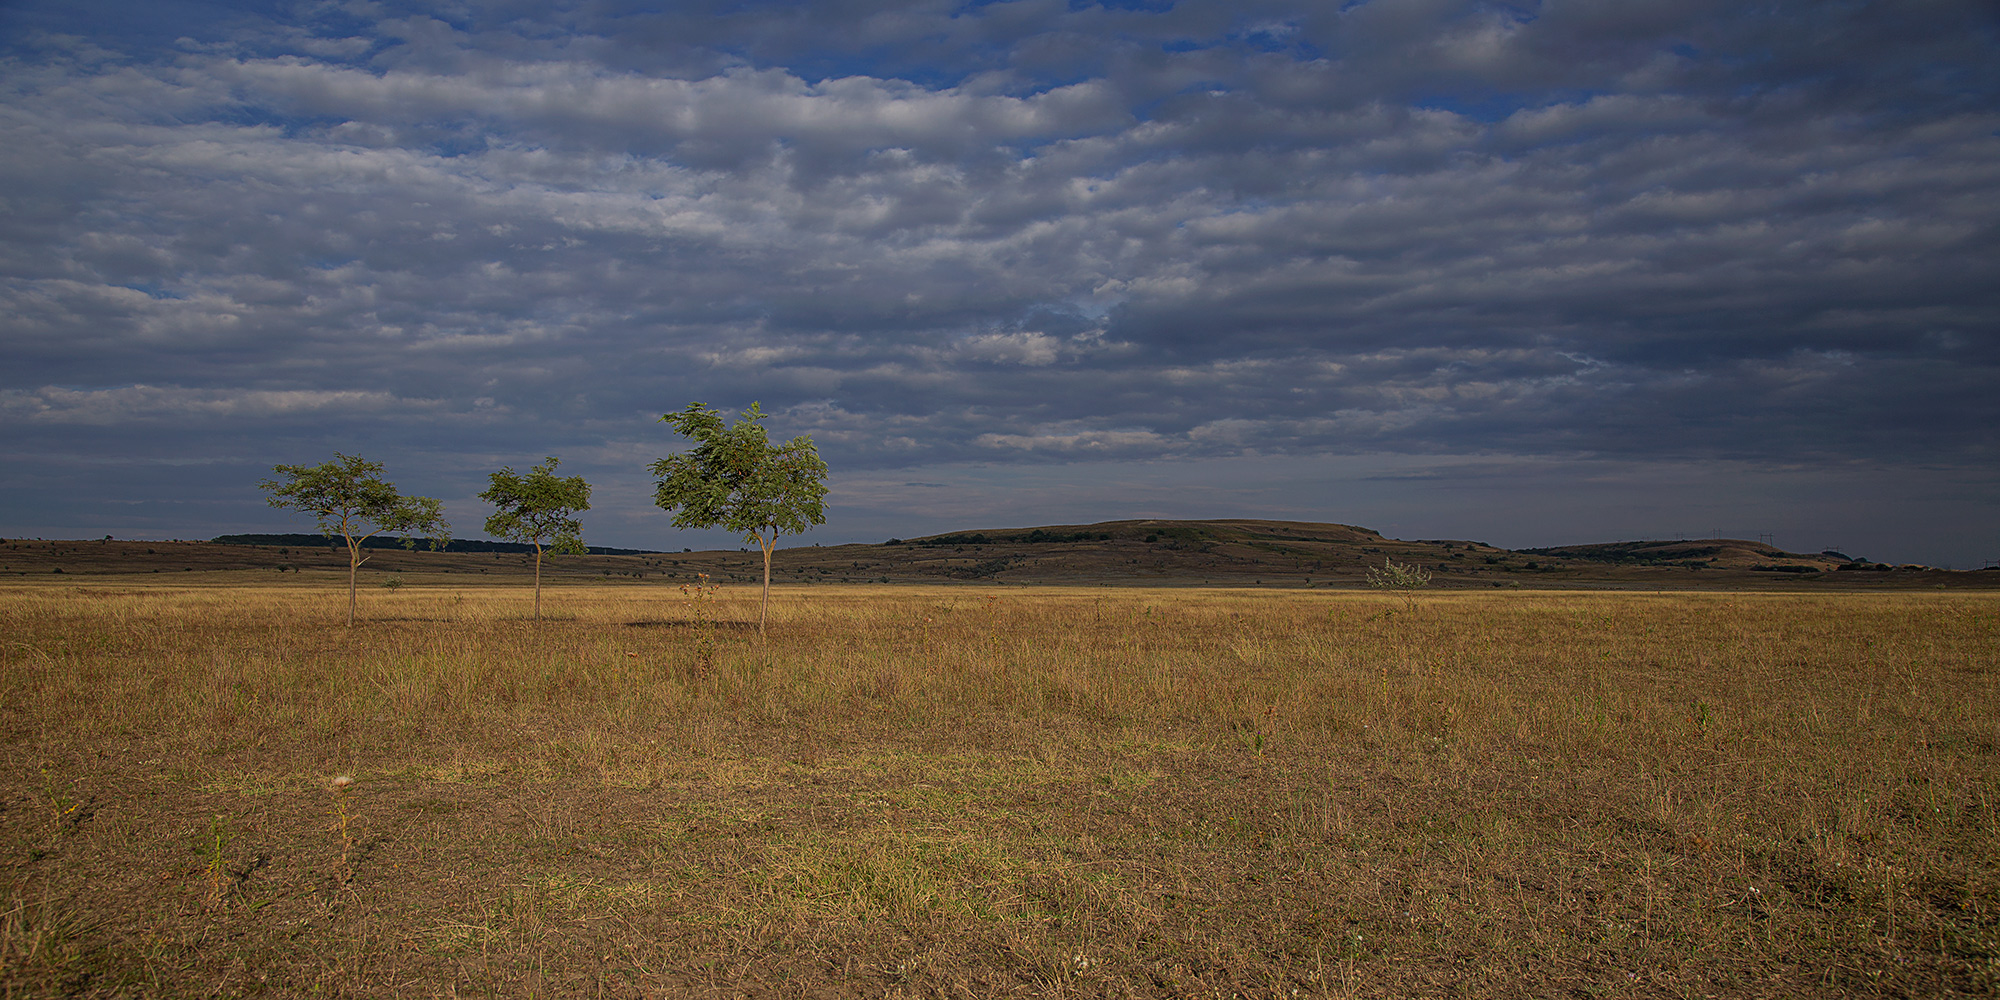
[1365,557,1432,591]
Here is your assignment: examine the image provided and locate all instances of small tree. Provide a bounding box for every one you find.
[479,456,591,620]
[1366,556,1433,611]
[650,402,828,636]
[259,454,449,626]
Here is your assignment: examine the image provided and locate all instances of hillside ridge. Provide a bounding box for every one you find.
[0,520,1986,589]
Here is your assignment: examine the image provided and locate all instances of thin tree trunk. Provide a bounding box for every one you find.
[533,541,543,620]
[346,535,359,627]
[758,533,774,638]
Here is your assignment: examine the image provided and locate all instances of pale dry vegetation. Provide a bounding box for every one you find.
[0,579,1995,997]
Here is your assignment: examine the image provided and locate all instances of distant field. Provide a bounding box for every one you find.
[1,580,1996,997]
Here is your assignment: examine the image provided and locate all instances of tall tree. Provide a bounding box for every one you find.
[259,454,449,626]
[479,456,592,620]
[650,402,828,636]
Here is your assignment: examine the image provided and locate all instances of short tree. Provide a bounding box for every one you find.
[650,402,828,636]
[1366,556,1433,611]
[259,454,449,626]
[478,456,591,620]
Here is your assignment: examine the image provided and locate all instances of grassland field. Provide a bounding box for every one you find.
[0,574,1996,998]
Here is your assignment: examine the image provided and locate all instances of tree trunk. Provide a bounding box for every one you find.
[345,535,360,627]
[533,541,543,620]
[757,533,775,638]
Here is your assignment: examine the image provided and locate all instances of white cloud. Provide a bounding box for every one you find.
[954,331,1064,366]
[0,385,428,425]
[975,426,1170,452]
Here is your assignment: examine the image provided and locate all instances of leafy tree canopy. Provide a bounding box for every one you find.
[651,402,828,635]
[650,402,827,542]
[479,456,591,620]
[260,453,448,550]
[258,453,448,625]
[479,457,591,555]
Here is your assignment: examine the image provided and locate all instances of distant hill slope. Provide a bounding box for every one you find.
[1516,538,1855,572]
[867,518,1963,588]
[1,520,1986,588]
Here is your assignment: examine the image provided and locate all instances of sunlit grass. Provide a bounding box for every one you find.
[1,580,1995,996]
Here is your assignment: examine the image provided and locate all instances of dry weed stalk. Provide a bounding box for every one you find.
[679,572,719,676]
[329,774,357,888]
[200,813,232,908]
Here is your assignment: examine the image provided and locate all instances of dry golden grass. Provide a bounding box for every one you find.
[0,578,1996,997]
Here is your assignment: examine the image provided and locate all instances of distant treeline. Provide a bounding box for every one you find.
[212,533,662,556]
[1517,543,1725,567]
[890,529,1114,547]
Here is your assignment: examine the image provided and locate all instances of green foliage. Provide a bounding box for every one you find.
[480,457,592,620]
[650,403,827,540]
[259,454,449,549]
[918,533,991,546]
[258,453,448,625]
[202,813,231,907]
[651,402,828,634]
[480,457,592,555]
[1020,529,1110,544]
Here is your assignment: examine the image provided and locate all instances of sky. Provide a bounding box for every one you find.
[2,0,1996,566]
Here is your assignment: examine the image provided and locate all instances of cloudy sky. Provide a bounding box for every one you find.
[3,0,1996,566]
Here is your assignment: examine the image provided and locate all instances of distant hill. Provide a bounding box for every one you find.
[1516,538,1856,572]
[2,520,1986,588]
[865,518,1963,588]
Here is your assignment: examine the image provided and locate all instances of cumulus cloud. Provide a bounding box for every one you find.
[0,0,1994,561]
